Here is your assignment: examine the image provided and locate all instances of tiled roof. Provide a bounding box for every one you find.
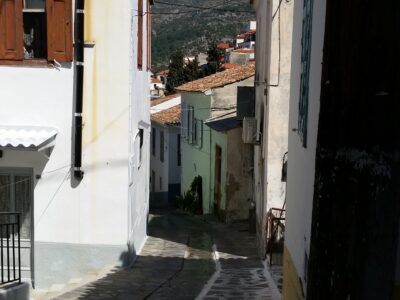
[151,77,162,84]
[151,94,180,107]
[151,105,181,126]
[232,48,255,53]
[176,62,255,93]
[156,70,169,76]
[222,63,240,69]
[217,43,230,49]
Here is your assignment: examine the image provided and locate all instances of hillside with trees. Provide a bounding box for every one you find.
[151,0,255,69]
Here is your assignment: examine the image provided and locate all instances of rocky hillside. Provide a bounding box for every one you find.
[151,0,255,69]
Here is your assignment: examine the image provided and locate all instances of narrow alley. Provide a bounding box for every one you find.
[48,210,281,300]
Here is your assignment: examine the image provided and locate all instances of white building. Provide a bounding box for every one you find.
[251,0,293,257]
[150,94,182,208]
[150,77,166,99]
[177,63,255,215]
[0,0,153,290]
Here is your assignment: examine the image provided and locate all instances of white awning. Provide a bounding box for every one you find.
[0,126,58,150]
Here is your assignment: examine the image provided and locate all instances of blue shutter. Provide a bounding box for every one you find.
[298,0,314,148]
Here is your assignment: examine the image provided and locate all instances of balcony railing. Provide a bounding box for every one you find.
[0,212,21,286]
[266,208,286,266]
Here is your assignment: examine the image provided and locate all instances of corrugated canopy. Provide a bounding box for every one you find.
[0,126,58,150]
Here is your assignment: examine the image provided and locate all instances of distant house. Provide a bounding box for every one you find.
[150,94,182,208]
[205,109,254,222]
[156,69,169,85]
[176,63,255,217]
[228,49,255,65]
[150,77,166,99]
[235,33,246,48]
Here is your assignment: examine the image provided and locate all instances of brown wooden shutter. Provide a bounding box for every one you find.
[146,0,151,70]
[47,0,72,62]
[137,0,143,70]
[0,0,23,60]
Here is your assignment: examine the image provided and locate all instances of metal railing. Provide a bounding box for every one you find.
[0,212,21,286]
[266,208,286,266]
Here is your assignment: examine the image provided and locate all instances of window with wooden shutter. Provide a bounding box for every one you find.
[137,0,143,70]
[146,0,150,70]
[0,0,23,60]
[46,0,72,62]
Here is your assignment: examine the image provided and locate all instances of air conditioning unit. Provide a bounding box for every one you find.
[242,117,259,144]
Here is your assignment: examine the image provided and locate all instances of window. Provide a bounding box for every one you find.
[0,0,72,63]
[146,0,151,70]
[152,127,156,156]
[298,0,314,148]
[138,128,144,167]
[181,102,187,139]
[160,130,164,162]
[137,0,143,69]
[151,170,155,192]
[195,119,203,148]
[159,176,162,190]
[187,106,195,144]
[177,134,181,166]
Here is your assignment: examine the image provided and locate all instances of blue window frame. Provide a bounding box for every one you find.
[298,0,314,148]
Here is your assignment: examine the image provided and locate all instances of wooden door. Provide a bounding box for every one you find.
[214,145,222,211]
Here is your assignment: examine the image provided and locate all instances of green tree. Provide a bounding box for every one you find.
[166,52,205,93]
[184,56,204,82]
[166,51,185,93]
[206,42,225,75]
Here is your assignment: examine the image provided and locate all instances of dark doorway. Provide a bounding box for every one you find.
[0,168,34,285]
[214,145,222,213]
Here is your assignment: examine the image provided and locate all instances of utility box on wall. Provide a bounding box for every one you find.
[242,117,258,144]
[237,86,255,120]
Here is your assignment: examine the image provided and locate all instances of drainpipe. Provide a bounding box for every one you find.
[73,0,85,179]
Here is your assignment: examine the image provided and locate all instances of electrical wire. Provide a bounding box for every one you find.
[154,0,254,13]
[35,169,70,227]
[136,0,254,16]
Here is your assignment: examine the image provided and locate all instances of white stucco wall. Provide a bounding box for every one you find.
[0,0,150,279]
[285,0,327,285]
[264,0,293,214]
[127,0,151,254]
[253,0,272,252]
[150,123,169,193]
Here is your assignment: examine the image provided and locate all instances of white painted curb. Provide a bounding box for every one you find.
[195,244,221,300]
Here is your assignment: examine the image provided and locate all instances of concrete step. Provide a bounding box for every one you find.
[31,264,115,300]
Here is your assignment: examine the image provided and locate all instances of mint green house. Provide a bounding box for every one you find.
[177,63,255,220]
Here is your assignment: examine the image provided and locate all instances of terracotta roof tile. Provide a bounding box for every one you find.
[151,77,162,84]
[217,42,230,49]
[176,62,255,93]
[150,94,180,107]
[151,105,181,125]
[156,70,169,76]
[222,63,240,69]
[232,48,255,53]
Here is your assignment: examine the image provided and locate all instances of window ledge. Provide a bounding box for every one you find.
[0,59,54,68]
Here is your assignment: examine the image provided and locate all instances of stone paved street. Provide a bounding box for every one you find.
[51,210,281,300]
